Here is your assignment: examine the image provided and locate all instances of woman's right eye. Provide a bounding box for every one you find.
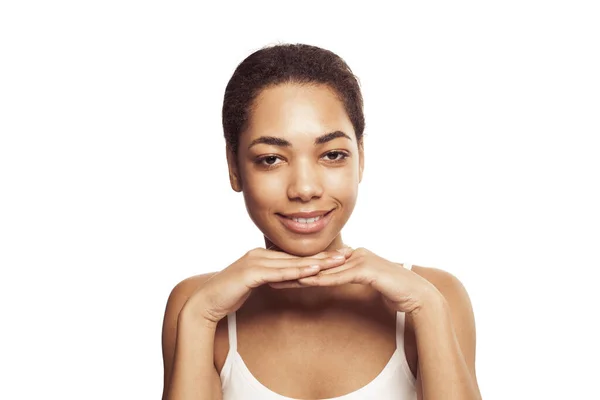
[255,155,282,169]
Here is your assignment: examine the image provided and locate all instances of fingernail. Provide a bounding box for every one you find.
[331,254,345,260]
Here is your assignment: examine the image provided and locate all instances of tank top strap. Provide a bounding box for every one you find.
[395,263,412,349]
[395,310,405,350]
[226,312,238,352]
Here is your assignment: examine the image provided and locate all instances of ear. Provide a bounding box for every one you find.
[225,146,243,192]
[358,144,365,183]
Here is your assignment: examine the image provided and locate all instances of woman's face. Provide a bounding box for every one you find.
[227,83,364,257]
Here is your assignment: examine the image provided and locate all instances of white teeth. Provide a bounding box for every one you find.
[292,215,322,223]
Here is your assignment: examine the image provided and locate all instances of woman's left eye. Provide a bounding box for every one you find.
[323,151,349,162]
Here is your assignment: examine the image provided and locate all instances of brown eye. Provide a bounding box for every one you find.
[254,155,283,169]
[263,156,278,165]
[323,151,349,162]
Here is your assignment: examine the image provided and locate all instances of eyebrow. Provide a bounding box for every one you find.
[248,130,352,149]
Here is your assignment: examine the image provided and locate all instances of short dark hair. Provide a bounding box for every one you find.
[222,43,365,155]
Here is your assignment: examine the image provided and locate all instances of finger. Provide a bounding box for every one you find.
[245,264,322,288]
[268,280,307,289]
[315,257,360,276]
[259,254,347,269]
[297,265,372,286]
[265,260,352,289]
[265,252,356,289]
[334,246,354,259]
[261,246,355,289]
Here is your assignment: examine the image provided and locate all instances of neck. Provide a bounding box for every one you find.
[255,282,374,312]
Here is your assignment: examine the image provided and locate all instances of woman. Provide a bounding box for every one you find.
[162,43,481,400]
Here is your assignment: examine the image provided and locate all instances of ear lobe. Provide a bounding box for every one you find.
[229,171,243,192]
[226,146,243,192]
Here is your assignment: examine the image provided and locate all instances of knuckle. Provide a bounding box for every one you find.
[356,264,373,280]
[240,267,258,283]
[246,247,261,256]
[277,268,291,281]
[243,248,263,263]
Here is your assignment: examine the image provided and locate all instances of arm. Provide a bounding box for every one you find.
[162,249,348,399]
[408,268,482,400]
[162,274,222,400]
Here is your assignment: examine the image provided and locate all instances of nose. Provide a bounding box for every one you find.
[286,158,324,202]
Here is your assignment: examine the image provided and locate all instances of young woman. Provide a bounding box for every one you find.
[162,43,481,400]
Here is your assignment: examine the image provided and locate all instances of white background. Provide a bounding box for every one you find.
[1,1,599,399]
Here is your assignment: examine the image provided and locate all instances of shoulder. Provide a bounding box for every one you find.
[410,265,472,303]
[161,272,220,397]
[409,264,475,326]
[166,272,219,306]
[162,272,220,332]
[408,264,478,377]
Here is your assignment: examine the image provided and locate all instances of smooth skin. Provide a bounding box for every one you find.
[162,83,481,399]
[163,246,354,400]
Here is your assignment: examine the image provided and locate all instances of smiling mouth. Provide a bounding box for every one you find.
[277,209,334,222]
[275,209,335,234]
[282,211,332,223]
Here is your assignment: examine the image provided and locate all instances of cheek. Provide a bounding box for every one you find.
[324,166,360,192]
[327,178,357,196]
[242,174,282,208]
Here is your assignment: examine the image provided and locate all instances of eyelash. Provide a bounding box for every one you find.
[254,151,350,170]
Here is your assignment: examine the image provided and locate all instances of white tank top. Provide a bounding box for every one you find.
[219,264,418,399]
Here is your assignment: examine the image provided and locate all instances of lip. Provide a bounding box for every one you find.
[276,209,335,234]
[279,209,333,219]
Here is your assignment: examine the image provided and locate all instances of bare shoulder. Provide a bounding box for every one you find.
[161,272,219,399]
[409,264,470,297]
[408,264,475,323]
[167,273,219,306]
[408,264,479,390]
[162,272,220,342]
[163,272,220,327]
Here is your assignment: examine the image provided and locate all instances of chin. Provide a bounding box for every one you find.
[278,236,335,257]
[286,244,327,257]
[267,235,332,257]
[258,209,347,256]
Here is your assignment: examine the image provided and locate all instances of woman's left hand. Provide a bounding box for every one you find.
[295,247,442,314]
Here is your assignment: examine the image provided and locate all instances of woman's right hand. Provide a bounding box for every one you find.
[180,245,353,326]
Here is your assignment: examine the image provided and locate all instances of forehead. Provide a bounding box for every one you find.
[243,83,355,145]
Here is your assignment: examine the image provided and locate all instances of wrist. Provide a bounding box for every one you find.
[409,288,448,323]
[179,297,220,331]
